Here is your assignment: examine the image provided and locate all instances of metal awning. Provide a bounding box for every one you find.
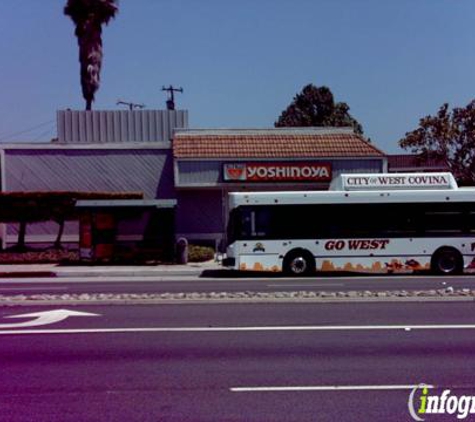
[75,199,177,208]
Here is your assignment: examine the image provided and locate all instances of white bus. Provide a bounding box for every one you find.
[223,173,475,276]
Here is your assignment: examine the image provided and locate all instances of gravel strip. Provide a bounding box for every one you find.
[0,287,473,305]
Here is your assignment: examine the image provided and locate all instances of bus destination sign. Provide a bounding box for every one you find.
[223,163,332,183]
[341,173,455,190]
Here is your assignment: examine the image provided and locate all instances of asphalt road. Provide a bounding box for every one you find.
[0,302,475,421]
[0,273,474,295]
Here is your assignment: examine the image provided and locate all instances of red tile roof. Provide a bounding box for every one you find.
[173,129,385,159]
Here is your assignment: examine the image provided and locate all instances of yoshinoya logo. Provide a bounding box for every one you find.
[408,384,475,420]
[223,164,247,181]
[223,162,332,182]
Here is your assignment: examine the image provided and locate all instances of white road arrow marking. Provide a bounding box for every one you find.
[0,309,100,329]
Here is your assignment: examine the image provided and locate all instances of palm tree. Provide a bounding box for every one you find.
[64,0,118,110]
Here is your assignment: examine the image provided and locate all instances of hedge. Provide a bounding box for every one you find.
[188,245,215,262]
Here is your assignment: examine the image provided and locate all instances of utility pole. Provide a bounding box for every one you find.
[161,85,183,110]
[116,100,145,110]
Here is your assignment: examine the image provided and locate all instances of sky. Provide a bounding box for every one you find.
[0,0,473,153]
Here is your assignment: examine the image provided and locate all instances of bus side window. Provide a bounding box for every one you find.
[467,210,475,233]
[423,203,464,235]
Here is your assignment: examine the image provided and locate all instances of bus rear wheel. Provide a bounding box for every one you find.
[431,247,463,275]
[283,250,316,276]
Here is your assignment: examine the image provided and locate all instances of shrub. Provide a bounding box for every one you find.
[187,245,215,262]
[0,249,80,264]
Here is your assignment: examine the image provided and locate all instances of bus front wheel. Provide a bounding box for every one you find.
[283,250,316,276]
[431,247,463,275]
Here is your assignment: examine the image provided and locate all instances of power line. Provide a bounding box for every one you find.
[0,119,55,142]
[31,125,56,142]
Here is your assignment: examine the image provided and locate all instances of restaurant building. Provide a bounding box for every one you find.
[173,127,386,249]
[0,110,387,253]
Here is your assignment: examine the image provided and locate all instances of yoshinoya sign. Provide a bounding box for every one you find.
[340,173,457,191]
[223,163,332,183]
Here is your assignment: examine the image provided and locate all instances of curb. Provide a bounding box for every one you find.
[0,268,212,279]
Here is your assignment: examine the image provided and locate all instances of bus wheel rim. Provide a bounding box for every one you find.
[290,257,307,274]
[439,254,456,273]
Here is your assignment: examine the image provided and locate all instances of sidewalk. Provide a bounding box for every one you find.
[0,261,222,278]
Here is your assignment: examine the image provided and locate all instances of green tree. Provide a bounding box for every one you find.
[275,84,363,135]
[64,0,118,110]
[399,100,475,185]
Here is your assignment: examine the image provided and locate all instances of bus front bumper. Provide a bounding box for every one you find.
[222,257,236,267]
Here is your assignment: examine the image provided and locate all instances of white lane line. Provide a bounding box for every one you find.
[1,324,475,335]
[230,384,435,393]
[266,283,345,287]
[265,276,475,283]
